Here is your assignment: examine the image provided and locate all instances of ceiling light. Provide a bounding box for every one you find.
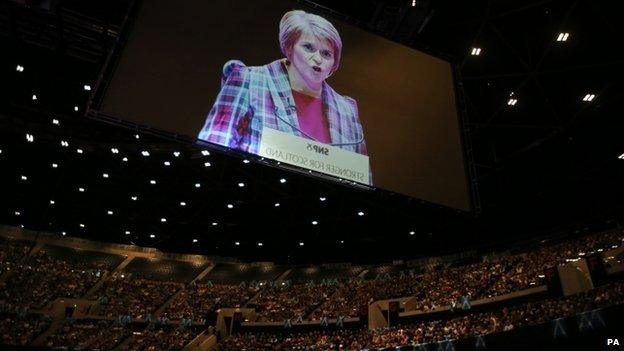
[51,163,58,168]
[212,222,218,226]
[195,183,201,188]
[257,242,263,247]
[243,159,250,164]
[412,0,416,6]
[134,134,140,139]
[122,157,128,162]
[14,211,20,216]
[357,211,365,216]
[83,84,91,91]
[111,148,119,154]
[582,93,595,102]
[470,47,481,56]
[32,94,37,101]
[180,201,186,206]
[62,231,66,236]
[556,32,570,42]
[74,106,79,112]
[78,187,85,192]
[160,218,167,222]
[60,140,69,147]
[201,150,210,156]
[49,200,55,205]
[141,151,150,157]
[163,161,171,166]
[235,241,240,246]
[238,182,245,187]
[79,223,85,228]
[312,220,318,225]
[227,204,234,209]
[107,210,114,215]
[16,65,24,72]
[279,178,286,184]
[173,151,180,157]
[274,202,280,207]
[102,173,109,178]
[319,197,326,202]
[193,239,198,243]
[52,118,60,125]
[131,196,138,201]
[340,240,344,244]
[150,180,156,185]
[76,148,83,154]
[149,234,155,238]
[26,133,34,142]
[204,162,211,167]
[409,231,415,235]
[618,153,624,160]
[299,242,304,246]
[507,98,518,106]
[20,175,27,181]
[125,231,130,235]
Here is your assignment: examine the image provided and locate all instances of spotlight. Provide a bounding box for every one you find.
[74,106,79,112]
[257,242,263,247]
[32,94,37,101]
[14,211,20,216]
[618,153,624,160]
[299,242,304,246]
[409,231,415,235]
[51,163,58,168]
[16,65,24,72]
[227,204,234,209]
[102,173,109,178]
[78,187,85,192]
[134,134,140,139]
[107,210,114,215]
[79,223,85,228]
[194,183,201,188]
[340,240,344,244]
[163,161,171,166]
[76,148,83,154]
[83,84,92,91]
[62,231,66,236]
[141,151,150,157]
[173,151,181,157]
[52,118,60,125]
[180,201,187,206]
[212,222,218,226]
[411,0,416,6]
[357,211,365,216]
[507,98,518,106]
[193,239,198,243]
[312,220,318,225]
[274,202,280,207]
[26,133,34,142]
[470,47,482,56]
[122,157,128,162]
[49,200,55,205]
[160,218,167,222]
[60,140,69,147]
[131,196,138,201]
[582,93,596,102]
[243,159,250,164]
[150,180,156,185]
[149,234,155,238]
[201,150,210,156]
[204,162,211,167]
[111,148,119,154]
[20,175,27,181]
[125,231,131,235]
[319,197,326,202]
[279,178,286,184]
[556,32,570,42]
[238,182,245,188]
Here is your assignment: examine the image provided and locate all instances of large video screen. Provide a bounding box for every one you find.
[99,0,471,211]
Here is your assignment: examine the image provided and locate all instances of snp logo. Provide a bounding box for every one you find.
[607,338,620,346]
[307,144,329,156]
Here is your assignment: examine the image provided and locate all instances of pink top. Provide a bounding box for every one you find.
[292,90,331,144]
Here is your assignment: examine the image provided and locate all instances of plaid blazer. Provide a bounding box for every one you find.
[198,59,368,156]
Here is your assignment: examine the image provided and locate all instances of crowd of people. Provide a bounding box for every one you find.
[0,248,109,309]
[221,282,624,350]
[165,282,260,320]
[0,312,50,346]
[45,319,130,350]
[92,272,183,319]
[126,325,203,350]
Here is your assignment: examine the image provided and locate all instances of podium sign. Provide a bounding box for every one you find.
[259,128,370,185]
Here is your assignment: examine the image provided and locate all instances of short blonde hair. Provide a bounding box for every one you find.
[279,10,342,73]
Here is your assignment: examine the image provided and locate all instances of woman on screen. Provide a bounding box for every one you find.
[197,10,368,158]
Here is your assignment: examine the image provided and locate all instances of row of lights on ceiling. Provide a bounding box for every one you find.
[17,65,87,112]
[470,32,597,107]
